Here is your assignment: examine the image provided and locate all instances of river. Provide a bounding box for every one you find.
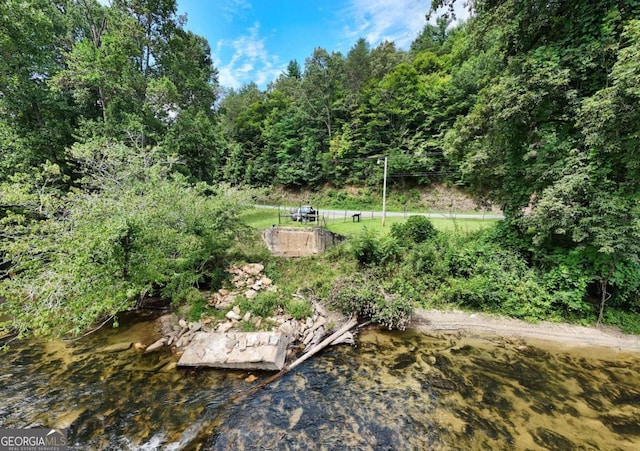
[1,311,639,450]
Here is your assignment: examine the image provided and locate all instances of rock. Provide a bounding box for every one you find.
[167,335,175,346]
[244,263,264,276]
[226,310,242,321]
[261,277,273,286]
[101,342,132,353]
[179,319,188,328]
[217,322,235,333]
[160,362,177,372]
[225,336,238,349]
[302,330,314,346]
[238,336,247,351]
[145,337,167,353]
[54,408,86,430]
[134,342,146,351]
[158,313,180,336]
[289,407,303,429]
[245,374,258,383]
[176,337,184,348]
[245,289,258,300]
[233,305,241,315]
[218,288,230,296]
[189,322,202,332]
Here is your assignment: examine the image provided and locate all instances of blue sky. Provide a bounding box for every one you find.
[177,0,461,90]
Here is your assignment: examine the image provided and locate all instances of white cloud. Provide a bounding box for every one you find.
[220,0,252,23]
[343,0,429,49]
[214,22,284,89]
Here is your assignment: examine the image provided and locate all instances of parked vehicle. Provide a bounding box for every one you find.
[290,206,317,222]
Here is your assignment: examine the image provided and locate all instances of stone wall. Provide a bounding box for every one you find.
[262,226,345,257]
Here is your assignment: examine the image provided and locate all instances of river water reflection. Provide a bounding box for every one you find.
[1,312,639,450]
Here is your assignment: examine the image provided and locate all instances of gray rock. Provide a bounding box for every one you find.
[217,321,235,333]
[179,319,188,328]
[145,337,167,353]
[189,322,202,332]
[225,310,242,321]
[101,342,132,353]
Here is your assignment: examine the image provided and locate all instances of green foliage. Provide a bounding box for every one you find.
[329,271,413,330]
[238,291,280,318]
[284,297,313,320]
[391,215,438,244]
[0,145,250,337]
[602,308,640,335]
[349,228,400,267]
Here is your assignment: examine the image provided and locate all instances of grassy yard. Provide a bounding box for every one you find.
[239,207,499,236]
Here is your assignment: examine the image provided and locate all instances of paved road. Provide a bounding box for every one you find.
[255,204,504,220]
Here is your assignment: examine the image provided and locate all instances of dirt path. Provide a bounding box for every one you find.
[411,309,640,354]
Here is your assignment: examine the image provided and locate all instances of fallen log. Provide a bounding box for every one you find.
[231,316,358,403]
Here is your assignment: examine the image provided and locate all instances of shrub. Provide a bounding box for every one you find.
[328,271,413,330]
[391,215,438,245]
[349,228,400,267]
[0,147,252,337]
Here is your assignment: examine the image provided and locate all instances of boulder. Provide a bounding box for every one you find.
[225,310,242,321]
[145,337,167,353]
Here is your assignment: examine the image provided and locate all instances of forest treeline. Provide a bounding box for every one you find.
[1,0,640,336]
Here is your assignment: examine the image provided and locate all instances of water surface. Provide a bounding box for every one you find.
[1,313,639,450]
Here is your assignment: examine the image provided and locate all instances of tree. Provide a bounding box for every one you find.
[0,143,251,338]
[0,0,77,178]
[443,1,640,323]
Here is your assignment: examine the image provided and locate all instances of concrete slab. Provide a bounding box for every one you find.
[262,227,345,257]
[177,331,289,371]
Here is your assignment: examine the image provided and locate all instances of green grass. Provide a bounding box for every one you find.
[240,207,499,237]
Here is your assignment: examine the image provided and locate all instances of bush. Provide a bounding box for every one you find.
[391,215,438,245]
[329,271,413,330]
[349,228,400,267]
[0,146,252,337]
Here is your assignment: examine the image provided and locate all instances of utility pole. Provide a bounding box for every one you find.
[379,156,388,227]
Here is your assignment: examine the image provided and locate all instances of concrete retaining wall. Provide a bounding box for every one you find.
[262,227,346,257]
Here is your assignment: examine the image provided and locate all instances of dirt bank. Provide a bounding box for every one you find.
[411,309,640,356]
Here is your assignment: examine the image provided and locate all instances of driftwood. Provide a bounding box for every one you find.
[231,316,358,403]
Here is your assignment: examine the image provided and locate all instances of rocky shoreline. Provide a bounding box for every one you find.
[142,263,350,359]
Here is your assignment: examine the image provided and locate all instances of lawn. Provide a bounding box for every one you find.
[239,207,499,236]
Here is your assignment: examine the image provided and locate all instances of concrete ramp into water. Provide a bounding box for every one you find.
[177,332,289,371]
